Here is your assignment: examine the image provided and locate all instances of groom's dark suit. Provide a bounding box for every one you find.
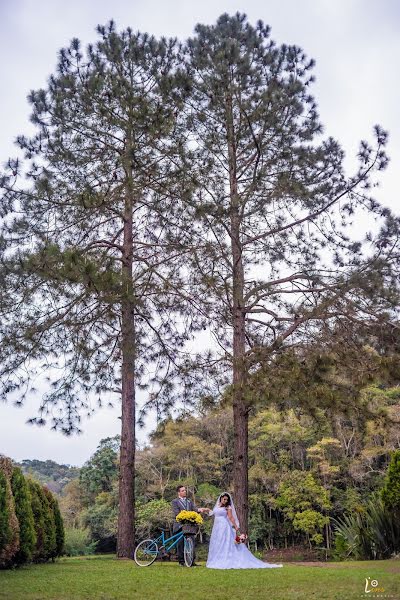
[171,496,198,564]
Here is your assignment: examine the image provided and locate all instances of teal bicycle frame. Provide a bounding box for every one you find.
[155,529,185,553]
[134,528,195,567]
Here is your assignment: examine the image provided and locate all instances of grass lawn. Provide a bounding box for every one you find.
[0,555,399,600]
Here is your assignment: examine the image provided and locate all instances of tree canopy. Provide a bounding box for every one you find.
[1,12,399,543]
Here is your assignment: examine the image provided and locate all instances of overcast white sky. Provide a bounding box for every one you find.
[0,0,399,467]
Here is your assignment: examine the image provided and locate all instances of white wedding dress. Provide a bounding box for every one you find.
[206,505,283,570]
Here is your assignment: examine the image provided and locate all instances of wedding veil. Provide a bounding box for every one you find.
[213,492,240,529]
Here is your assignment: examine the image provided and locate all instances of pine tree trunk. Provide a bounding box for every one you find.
[232,329,248,533]
[226,90,249,533]
[117,190,136,559]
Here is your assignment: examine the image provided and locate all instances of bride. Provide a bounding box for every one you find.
[206,492,283,569]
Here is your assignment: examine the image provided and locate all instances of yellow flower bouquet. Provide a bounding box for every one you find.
[176,510,203,526]
[176,510,203,535]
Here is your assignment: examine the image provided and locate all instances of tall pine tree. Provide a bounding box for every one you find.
[184,13,399,531]
[0,23,191,557]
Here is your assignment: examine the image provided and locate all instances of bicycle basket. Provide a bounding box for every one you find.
[181,523,198,535]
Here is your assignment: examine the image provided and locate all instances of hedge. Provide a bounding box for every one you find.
[0,455,64,568]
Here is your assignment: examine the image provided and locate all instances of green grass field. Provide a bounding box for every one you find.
[0,555,399,600]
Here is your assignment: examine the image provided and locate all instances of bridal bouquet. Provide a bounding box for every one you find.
[176,510,204,526]
[234,530,248,544]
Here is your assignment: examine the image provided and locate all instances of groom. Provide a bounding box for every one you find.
[171,484,205,567]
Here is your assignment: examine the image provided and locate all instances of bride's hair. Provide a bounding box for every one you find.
[219,493,231,507]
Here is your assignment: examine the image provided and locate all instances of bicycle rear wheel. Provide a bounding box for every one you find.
[184,536,194,567]
[134,539,158,567]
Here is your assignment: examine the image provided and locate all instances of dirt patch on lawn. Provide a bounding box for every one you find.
[264,548,400,570]
[265,547,326,563]
[288,561,343,567]
[282,560,400,572]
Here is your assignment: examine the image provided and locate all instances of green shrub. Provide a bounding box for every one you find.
[332,530,350,561]
[136,499,173,539]
[63,527,97,556]
[292,509,329,546]
[41,487,57,560]
[80,494,117,553]
[196,483,220,505]
[381,449,400,513]
[28,480,57,561]
[248,493,275,547]
[0,471,11,554]
[28,479,46,561]
[333,494,400,559]
[52,495,65,556]
[11,467,36,564]
[0,457,20,566]
[43,487,64,558]
[25,480,65,563]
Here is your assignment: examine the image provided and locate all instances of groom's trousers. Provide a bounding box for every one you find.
[174,527,196,564]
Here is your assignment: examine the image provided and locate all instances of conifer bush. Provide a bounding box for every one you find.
[42,487,60,560]
[52,494,65,557]
[0,457,20,566]
[10,467,36,564]
[0,471,11,556]
[26,479,64,563]
[27,479,46,562]
[381,450,400,513]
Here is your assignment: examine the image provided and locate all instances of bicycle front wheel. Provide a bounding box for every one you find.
[134,539,158,567]
[184,536,194,567]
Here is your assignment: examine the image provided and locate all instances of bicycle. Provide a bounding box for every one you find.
[134,528,195,567]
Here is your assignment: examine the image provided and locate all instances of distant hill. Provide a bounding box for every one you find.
[17,459,80,495]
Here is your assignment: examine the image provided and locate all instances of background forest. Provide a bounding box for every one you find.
[3,339,400,565]
[35,360,400,561]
